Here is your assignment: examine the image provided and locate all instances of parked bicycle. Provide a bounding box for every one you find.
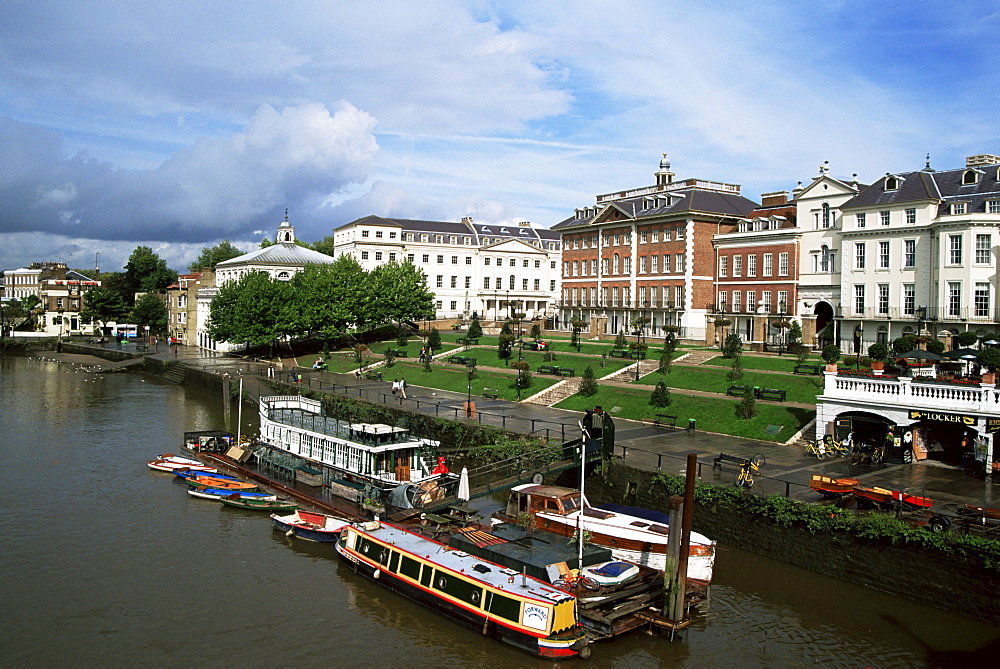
[824,434,852,458]
[850,440,886,465]
[735,453,766,488]
[805,441,829,459]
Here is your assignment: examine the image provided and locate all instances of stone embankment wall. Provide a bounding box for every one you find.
[584,462,1000,626]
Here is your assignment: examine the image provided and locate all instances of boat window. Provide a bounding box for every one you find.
[561,495,581,511]
[420,564,433,588]
[485,592,521,623]
[433,569,485,608]
[629,521,649,528]
[544,499,561,512]
[388,551,400,573]
[582,508,615,520]
[647,524,670,535]
[400,555,421,580]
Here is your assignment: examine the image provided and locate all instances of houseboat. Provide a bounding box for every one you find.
[337,520,589,659]
[256,395,446,494]
[494,484,716,583]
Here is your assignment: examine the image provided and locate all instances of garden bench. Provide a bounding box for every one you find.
[756,388,787,401]
[609,349,631,358]
[557,367,576,377]
[644,413,677,428]
[793,364,821,375]
[481,388,499,399]
[538,364,560,375]
[459,337,479,346]
[713,452,750,471]
[448,355,469,365]
[726,385,748,396]
[363,370,383,381]
[391,349,408,357]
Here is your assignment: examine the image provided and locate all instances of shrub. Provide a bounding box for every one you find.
[736,386,758,419]
[467,317,483,340]
[978,347,1000,372]
[821,344,841,364]
[958,330,979,347]
[578,366,598,396]
[926,338,945,355]
[427,327,442,350]
[614,330,627,349]
[867,342,889,361]
[892,335,916,355]
[722,331,743,359]
[649,381,671,408]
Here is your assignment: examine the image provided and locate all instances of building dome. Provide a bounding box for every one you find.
[659,153,671,171]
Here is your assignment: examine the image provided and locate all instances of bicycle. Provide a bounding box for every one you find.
[805,441,829,459]
[850,441,886,465]
[825,437,851,458]
[735,454,766,488]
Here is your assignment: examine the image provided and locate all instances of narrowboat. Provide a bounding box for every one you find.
[494,484,716,583]
[337,521,590,659]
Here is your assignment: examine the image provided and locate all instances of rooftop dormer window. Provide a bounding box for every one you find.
[952,202,967,215]
[884,175,899,191]
[962,169,980,186]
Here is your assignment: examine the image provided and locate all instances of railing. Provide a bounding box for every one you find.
[824,372,1000,412]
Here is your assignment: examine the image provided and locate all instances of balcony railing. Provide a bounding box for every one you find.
[823,373,1000,413]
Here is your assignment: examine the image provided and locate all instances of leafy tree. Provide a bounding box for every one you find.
[529,323,541,340]
[867,342,889,362]
[727,352,744,382]
[119,246,177,302]
[977,347,1000,372]
[821,344,841,364]
[722,331,743,359]
[649,381,671,408]
[189,240,244,271]
[498,333,515,365]
[926,338,945,355]
[467,316,483,340]
[614,330,627,349]
[500,320,512,335]
[207,271,295,353]
[369,260,435,331]
[130,293,168,332]
[787,320,803,354]
[511,360,532,389]
[383,347,396,367]
[396,329,409,348]
[305,235,336,256]
[892,335,917,355]
[736,386,758,419]
[289,257,369,344]
[80,287,129,330]
[427,327,442,351]
[660,332,677,373]
[578,366,598,397]
[570,317,587,352]
[958,331,980,347]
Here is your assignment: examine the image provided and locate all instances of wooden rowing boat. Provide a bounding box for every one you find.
[809,474,859,498]
[219,496,298,512]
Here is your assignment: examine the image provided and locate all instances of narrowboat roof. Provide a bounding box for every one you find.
[350,522,575,605]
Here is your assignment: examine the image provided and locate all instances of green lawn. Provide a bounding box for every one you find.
[454,346,634,374]
[632,365,824,404]
[381,360,559,401]
[555,386,813,442]
[700,354,823,373]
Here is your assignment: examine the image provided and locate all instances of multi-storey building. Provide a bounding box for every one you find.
[332,216,561,321]
[836,154,1000,352]
[197,215,335,351]
[552,155,758,340]
[166,270,215,346]
[1,262,100,336]
[711,192,799,349]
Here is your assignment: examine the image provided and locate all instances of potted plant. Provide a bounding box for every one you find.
[714,317,731,327]
[977,347,1000,384]
[867,342,889,374]
[821,344,841,371]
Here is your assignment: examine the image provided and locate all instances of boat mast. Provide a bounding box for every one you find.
[577,420,587,569]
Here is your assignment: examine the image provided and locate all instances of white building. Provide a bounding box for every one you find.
[196,215,335,351]
[332,216,561,321]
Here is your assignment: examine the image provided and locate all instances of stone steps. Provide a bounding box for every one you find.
[523,377,581,406]
[163,361,186,384]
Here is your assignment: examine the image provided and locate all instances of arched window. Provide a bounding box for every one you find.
[885,176,898,191]
[822,203,831,228]
[963,170,979,185]
[877,325,888,345]
[820,245,830,272]
[509,275,515,290]
[613,254,620,274]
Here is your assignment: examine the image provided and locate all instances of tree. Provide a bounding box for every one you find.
[498,333,515,365]
[189,240,243,271]
[958,331,980,347]
[821,344,841,365]
[659,332,677,373]
[649,380,671,408]
[977,347,1000,372]
[80,287,129,330]
[130,293,168,332]
[570,318,587,352]
[892,335,917,355]
[727,352,744,382]
[614,330,627,349]
[207,271,295,353]
[578,366,598,396]
[427,327,442,351]
[511,360,532,389]
[736,386,758,419]
[289,257,369,344]
[787,320,803,354]
[722,331,743,359]
[305,235,336,257]
[529,323,541,340]
[926,338,945,355]
[369,260,435,331]
[467,316,483,340]
[867,342,889,362]
[118,246,177,303]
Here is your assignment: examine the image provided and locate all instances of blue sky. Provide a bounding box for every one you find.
[1,1,999,273]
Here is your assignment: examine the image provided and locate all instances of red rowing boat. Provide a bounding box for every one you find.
[809,474,859,497]
[891,490,933,510]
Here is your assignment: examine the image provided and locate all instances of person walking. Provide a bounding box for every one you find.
[391,378,399,395]
[399,377,408,399]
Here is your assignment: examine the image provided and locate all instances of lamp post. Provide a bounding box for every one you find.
[466,361,475,416]
[916,305,927,335]
[777,300,787,356]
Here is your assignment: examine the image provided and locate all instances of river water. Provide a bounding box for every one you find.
[1,351,997,668]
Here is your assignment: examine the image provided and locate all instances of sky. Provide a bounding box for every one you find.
[2,1,999,274]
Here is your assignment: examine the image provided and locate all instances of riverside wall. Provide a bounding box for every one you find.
[583,461,1000,626]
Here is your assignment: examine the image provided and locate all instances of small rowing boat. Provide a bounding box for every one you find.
[271,510,350,542]
[219,496,298,512]
[187,486,275,501]
[147,454,217,473]
[183,475,257,491]
[808,474,859,498]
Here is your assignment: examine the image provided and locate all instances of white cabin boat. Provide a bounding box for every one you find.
[257,395,443,490]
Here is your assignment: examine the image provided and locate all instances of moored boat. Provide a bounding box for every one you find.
[494,484,715,583]
[852,485,895,507]
[337,520,589,659]
[809,474,859,498]
[147,454,217,473]
[271,510,350,542]
[173,469,240,482]
[183,475,257,491]
[890,490,933,510]
[187,486,276,501]
[219,496,298,512]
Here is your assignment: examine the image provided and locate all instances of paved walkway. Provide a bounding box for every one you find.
[53,343,1000,516]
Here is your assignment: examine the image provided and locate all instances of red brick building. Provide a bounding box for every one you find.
[552,155,758,341]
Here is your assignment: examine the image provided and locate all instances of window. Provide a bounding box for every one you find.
[651,255,659,273]
[952,203,967,215]
[388,253,395,261]
[857,212,866,228]
[963,169,979,185]
[624,256,631,274]
[948,282,962,317]
[976,234,991,264]
[590,260,597,275]
[821,203,831,228]
[450,301,457,310]
[361,251,369,260]
[450,276,457,288]
[885,176,898,191]
[421,234,428,242]
[718,256,728,277]
[733,255,743,277]
[522,278,529,290]
[747,254,757,277]
[904,240,916,268]
[422,254,429,263]
[878,241,890,269]
[375,251,383,261]
[640,231,648,243]
[509,259,516,267]
[949,235,963,264]
[975,283,991,318]
[613,254,620,274]
[437,255,444,264]
[855,242,866,270]
[903,284,915,315]
[880,210,890,226]
[484,277,490,289]
[746,291,756,313]
[639,256,647,274]
[778,252,789,276]
[465,257,472,265]
[763,253,773,277]
[854,285,865,315]
[989,200,1000,214]
[878,284,889,314]
[533,279,540,290]
[523,259,529,268]
[675,226,685,240]
[675,285,683,307]
[905,208,916,225]
[572,260,579,277]
[820,245,832,272]
[435,301,442,309]
[361,230,370,238]
[777,290,788,311]
[653,229,662,242]
[449,236,457,244]
[718,291,728,311]
[732,290,742,312]
[601,258,609,274]
[436,276,443,288]
[550,280,556,291]
[407,254,415,263]
[375,230,383,239]
[435,235,443,243]
[762,290,772,312]
[509,276,515,290]
[534,260,540,268]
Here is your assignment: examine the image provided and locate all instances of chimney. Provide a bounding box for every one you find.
[966,154,1000,167]
[760,191,789,207]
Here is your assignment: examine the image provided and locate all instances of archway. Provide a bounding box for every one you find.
[814,301,834,347]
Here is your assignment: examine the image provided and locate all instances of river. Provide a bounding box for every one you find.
[1,351,997,667]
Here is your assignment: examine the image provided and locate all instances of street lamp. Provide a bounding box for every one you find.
[466,361,475,417]
[916,306,927,334]
[777,300,787,356]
